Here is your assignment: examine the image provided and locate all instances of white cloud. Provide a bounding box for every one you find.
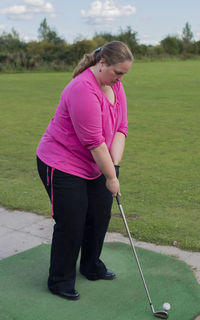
[139,39,159,46]
[81,0,136,24]
[139,34,159,46]
[24,0,46,5]
[0,0,55,20]
[0,24,6,32]
[194,31,200,41]
[177,31,182,38]
[20,31,38,42]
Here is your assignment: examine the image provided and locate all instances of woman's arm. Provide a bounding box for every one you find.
[90,142,120,197]
[110,132,126,165]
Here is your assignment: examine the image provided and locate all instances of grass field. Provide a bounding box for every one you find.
[0,60,200,251]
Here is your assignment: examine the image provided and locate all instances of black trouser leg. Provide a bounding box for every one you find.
[80,175,113,276]
[37,157,113,290]
[37,157,88,291]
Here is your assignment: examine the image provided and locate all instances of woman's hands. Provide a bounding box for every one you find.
[106,176,121,197]
[90,142,121,197]
[106,165,120,197]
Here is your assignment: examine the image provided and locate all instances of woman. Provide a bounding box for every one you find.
[37,41,133,300]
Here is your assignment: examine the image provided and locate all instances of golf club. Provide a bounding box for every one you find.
[116,195,169,319]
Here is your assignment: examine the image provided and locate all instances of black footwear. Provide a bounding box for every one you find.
[80,269,116,281]
[102,269,116,280]
[49,288,80,300]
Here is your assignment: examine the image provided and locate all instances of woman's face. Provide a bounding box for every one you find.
[99,60,132,86]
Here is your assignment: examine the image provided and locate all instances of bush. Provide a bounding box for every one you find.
[0,21,200,73]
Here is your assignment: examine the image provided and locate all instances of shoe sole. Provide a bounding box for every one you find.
[80,271,116,281]
[50,290,80,301]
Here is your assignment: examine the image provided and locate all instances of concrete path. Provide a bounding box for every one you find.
[0,206,200,285]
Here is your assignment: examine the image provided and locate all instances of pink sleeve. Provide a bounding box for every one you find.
[118,83,128,137]
[67,81,105,149]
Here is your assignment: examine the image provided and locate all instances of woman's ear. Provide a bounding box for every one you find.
[99,58,106,73]
[99,58,106,67]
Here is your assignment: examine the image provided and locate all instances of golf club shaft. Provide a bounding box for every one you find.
[116,195,155,314]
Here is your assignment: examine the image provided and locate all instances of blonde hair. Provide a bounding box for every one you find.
[73,41,133,78]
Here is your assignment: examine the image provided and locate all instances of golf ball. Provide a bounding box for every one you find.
[163,302,171,311]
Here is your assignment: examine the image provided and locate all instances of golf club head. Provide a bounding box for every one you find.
[154,311,168,319]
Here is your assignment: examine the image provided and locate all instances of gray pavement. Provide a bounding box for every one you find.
[0,206,200,285]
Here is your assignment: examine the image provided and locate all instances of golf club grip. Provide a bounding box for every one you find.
[115,195,153,308]
[116,194,121,206]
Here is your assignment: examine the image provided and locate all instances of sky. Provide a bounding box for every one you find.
[0,0,200,45]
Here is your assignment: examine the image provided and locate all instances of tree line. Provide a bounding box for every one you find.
[0,19,199,72]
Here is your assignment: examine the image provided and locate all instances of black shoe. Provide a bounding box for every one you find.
[80,269,116,281]
[102,269,116,280]
[49,288,80,300]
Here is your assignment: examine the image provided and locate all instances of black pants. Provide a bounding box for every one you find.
[37,156,113,291]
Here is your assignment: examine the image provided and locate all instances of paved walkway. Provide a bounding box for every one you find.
[0,206,200,285]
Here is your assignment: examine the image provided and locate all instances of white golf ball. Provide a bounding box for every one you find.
[163,302,171,311]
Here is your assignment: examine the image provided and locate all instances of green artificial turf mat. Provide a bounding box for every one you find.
[0,242,199,320]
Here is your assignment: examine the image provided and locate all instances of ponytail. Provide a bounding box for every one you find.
[73,48,102,78]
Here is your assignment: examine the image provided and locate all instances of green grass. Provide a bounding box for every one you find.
[0,60,200,251]
[1,243,200,320]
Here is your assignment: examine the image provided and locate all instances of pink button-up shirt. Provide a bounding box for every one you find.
[37,68,128,179]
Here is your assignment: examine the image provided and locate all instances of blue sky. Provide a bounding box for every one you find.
[0,0,200,45]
